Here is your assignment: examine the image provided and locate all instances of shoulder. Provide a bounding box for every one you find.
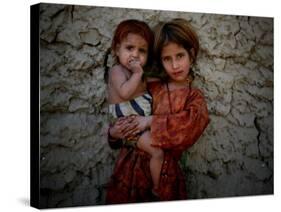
[146,77,160,83]
[188,87,208,105]
[147,81,164,94]
[110,64,125,75]
[190,87,205,97]
[109,65,127,80]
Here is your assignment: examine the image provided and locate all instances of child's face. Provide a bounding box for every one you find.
[161,42,191,83]
[115,33,148,71]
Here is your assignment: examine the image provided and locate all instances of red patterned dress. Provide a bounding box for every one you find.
[106,81,209,204]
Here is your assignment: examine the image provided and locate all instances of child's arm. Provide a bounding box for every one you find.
[108,116,140,148]
[109,64,143,100]
[109,116,138,139]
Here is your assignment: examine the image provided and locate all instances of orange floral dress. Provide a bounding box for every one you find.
[106,81,209,204]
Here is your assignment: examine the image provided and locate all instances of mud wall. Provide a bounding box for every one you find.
[38,3,273,208]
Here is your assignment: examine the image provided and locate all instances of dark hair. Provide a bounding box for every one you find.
[153,18,199,82]
[111,19,154,66]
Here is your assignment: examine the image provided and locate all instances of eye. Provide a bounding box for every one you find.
[126,45,134,51]
[162,57,171,63]
[177,53,185,59]
[139,48,147,54]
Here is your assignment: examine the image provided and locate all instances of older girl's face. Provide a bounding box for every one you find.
[161,42,191,84]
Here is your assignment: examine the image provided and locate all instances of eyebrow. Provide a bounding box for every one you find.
[162,51,186,57]
[161,55,170,60]
[177,52,185,55]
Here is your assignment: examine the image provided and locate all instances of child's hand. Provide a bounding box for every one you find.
[128,59,143,74]
[109,116,140,140]
[133,115,152,132]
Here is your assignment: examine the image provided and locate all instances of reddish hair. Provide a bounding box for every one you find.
[111,19,154,65]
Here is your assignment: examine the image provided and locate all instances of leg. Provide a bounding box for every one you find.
[137,131,164,189]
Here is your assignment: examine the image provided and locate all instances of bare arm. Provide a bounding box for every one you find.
[109,64,143,100]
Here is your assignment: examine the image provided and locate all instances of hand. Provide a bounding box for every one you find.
[109,116,140,140]
[132,115,152,132]
[128,59,143,74]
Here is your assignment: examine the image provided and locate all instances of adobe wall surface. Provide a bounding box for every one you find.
[38,3,273,207]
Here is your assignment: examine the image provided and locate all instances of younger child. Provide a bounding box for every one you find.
[107,19,164,193]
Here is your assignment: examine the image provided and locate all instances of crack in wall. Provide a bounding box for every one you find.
[254,117,265,162]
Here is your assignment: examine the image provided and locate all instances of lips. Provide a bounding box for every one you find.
[173,71,183,76]
[129,58,140,63]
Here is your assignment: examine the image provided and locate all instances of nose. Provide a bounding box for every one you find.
[132,49,139,58]
[171,59,179,69]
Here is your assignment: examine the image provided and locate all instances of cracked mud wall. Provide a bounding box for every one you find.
[38,3,273,208]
